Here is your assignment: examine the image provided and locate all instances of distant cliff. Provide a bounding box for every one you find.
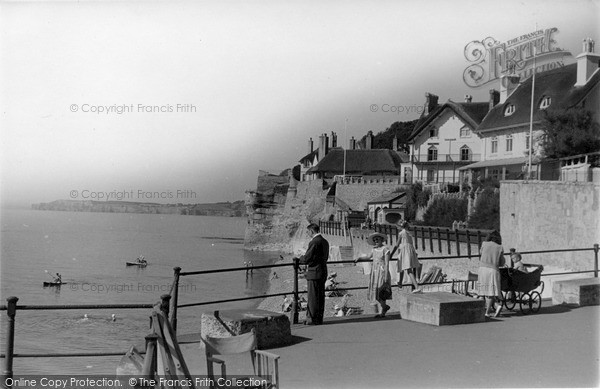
[32,199,246,217]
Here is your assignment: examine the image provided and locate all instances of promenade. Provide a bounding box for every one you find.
[180,299,599,388]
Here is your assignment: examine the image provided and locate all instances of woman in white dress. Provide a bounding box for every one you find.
[393,220,422,293]
[356,232,391,317]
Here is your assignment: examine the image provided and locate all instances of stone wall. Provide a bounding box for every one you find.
[500,180,600,271]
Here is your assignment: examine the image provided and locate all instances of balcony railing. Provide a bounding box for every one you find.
[412,154,481,163]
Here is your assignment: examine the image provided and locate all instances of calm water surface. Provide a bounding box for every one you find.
[0,209,279,374]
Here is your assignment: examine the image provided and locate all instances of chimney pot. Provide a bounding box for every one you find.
[489,89,500,111]
[425,93,439,115]
[464,94,472,103]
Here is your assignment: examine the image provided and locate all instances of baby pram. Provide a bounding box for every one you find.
[500,264,544,314]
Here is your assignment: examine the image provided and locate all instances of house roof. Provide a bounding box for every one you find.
[477,64,600,133]
[306,148,408,175]
[409,101,490,141]
[299,149,318,163]
[367,192,407,204]
[458,156,528,170]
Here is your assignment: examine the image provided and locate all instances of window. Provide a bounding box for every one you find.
[460,126,471,138]
[506,134,513,152]
[429,127,438,138]
[427,169,435,183]
[525,133,530,151]
[491,137,498,153]
[403,167,412,183]
[460,146,471,161]
[539,96,551,109]
[491,169,500,180]
[504,104,515,116]
[427,146,438,161]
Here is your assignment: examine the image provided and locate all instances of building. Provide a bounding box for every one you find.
[304,131,411,182]
[407,93,492,184]
[367,192,407,225]
[460,38,600,183]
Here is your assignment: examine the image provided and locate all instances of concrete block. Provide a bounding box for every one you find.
[398,291,485,326]
[201,309,291,349]
[552,277,600,306]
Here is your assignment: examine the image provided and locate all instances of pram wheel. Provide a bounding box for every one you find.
[529,291,542,313]
[503,291,516,310]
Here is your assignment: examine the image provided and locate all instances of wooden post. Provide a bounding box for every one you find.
[477,230,483,251]
[2,296,18,385]
[413,226,418,250]
[447,228,452,255]
[594,243,599,278]
[466,230,471,259]
[160,294,171,318]
[421,226,426,251]
[428,227,434,253]
[142,333,158,378]
[170,267,181,332]
[292,257,300,324]
[455,229,461,257]
[437,227,442,253]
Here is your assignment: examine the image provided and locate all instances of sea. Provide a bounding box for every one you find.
[0,209,279,375]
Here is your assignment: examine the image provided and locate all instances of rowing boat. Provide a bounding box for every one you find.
[126,261,148,267]
[43,281,65,287]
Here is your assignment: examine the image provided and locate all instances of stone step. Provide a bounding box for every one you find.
[552,277,600,306]
[398,291,485,326]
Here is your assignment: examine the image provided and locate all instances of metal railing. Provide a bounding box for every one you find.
[2,243,598,380]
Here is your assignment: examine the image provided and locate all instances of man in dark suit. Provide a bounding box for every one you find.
[298,223,329,325]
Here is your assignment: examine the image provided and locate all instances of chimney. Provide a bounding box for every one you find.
[424,93,439,115]
[331,131,337,148]
[576,38,600,86]
[464,94,472,103]
[500,75,520,103]
[393,136,398,151]
[318,133,329,160]
[366,130,374,150]
[489,89,500,111]
[349,136,356,150]
[308,137,314,154]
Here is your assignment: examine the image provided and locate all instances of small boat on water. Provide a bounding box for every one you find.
[43,281,65,287]
[126,261,147,267]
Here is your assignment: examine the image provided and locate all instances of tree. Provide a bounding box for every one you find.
[540,108,600,159]
[358,119,418,151]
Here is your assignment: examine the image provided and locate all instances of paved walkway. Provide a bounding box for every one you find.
[180,300,599,388]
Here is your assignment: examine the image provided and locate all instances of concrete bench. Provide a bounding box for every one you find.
[398,291,485,326]
[201,309,291,349]
[552,277,600,306]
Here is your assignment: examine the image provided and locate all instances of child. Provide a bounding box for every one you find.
[512,253,527,272]
[355,232,391,317]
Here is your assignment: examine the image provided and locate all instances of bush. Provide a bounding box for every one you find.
[423,197,468,227]
[405,183,431,221]
[468,188,500,230]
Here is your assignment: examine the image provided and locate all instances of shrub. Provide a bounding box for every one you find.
[468,188,500,230]
[423,197,468,227]
[405,183,431,221]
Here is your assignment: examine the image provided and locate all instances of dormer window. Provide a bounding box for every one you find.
[460,126,471,138]
[539,96,551,109]
[504,104,515,116]
[429,127,438,138]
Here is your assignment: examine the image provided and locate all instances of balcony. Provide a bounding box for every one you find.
[411,153,481,164]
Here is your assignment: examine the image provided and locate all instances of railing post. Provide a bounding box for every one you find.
[170,267,181,332]
[437,227,442,253]
[2,296,18,385]
[455,229,461,257]
[446,228,452,255]
[142,333,158,378]
[594,244,599,278]
[291,257,300,324]
[428,227,434,253]
[421,226,426,250]
[160,294,171,318]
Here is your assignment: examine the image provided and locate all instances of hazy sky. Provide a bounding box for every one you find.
[1,0,599,206]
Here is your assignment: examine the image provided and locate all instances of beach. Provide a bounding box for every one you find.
[257,261,421,319]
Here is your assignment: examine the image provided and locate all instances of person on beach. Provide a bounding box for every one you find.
[478,230,505,317]
[297,223,329,325]
[356,232,392,317]
[393,220,422,293]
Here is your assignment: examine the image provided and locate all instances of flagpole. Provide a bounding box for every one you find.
[343,118,348,180]
[527,25,537,180]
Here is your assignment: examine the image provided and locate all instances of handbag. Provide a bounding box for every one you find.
[378,282,392,300]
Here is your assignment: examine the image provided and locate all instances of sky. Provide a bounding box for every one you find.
[1,0,599,207]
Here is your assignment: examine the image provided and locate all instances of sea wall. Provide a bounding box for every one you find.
[500,180,600,271]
